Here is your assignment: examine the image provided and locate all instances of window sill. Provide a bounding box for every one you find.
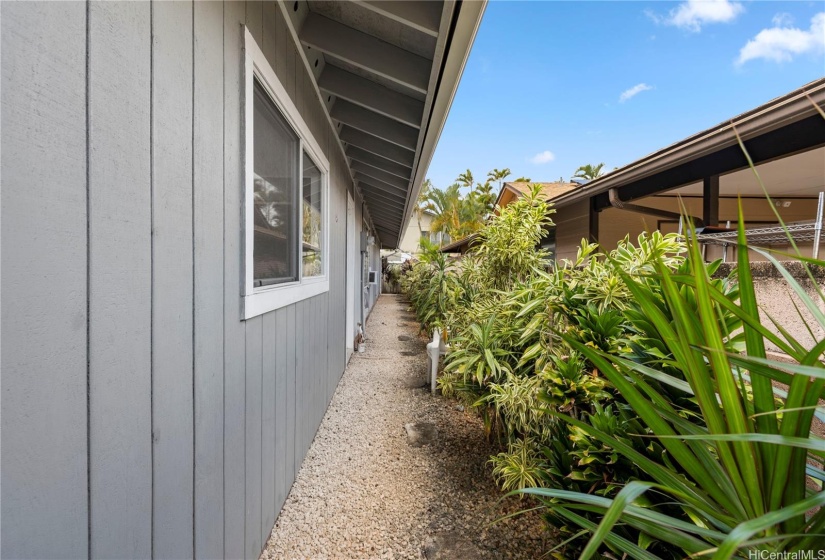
[243,277,329,319]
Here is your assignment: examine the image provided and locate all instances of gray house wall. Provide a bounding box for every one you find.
[1,1,377,558]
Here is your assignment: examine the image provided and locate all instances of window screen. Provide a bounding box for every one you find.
[302,151,323,277]
[253,79,299,287]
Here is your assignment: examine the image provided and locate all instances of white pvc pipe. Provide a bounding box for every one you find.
[813,192,824,259]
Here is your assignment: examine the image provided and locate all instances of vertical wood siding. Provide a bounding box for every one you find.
[151,2,195,557]
[0,2,88,557]
[88,2,154,557]
[193,1,227,557]
[1,1,358,558]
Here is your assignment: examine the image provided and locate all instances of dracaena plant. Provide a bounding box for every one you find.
[518,209,825,559]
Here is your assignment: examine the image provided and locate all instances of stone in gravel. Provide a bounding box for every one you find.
[402,376,428,389]
[404,422,437,447]
[421,532,479,560]
[455,404,465,412]
[397,335,412,341]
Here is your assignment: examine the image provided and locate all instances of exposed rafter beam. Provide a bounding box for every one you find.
[360,190,407,211]
[346,146,412,180]
[355,1,442,37]
[331,99,418,151]
[363,206,405,223]
[340,127,415,168]
[374,226,398,239]
[369,211,403,226]
[319,65,423,128]
[360,183,405,207]
[367,211,402,226]
[299,13,431,94]
[356,174,407,197]
[374,225,399,235]
[351,161,409,190]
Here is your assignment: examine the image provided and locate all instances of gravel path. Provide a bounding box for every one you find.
[261,294,546,560]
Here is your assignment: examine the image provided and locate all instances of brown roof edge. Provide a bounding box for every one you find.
[439,232,479,253]
[550,77,825,209]
[495,181,578,207]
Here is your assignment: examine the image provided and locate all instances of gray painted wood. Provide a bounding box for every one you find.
[223,1,248,558]
[244,317,263,557]
[294,299,305,462]
[270,3,289,95]
[151,3,195,557]
[2,3,363,558]
[286,29,297,102]
[245,4,266,556]
[246,0,263,47]
[287,304,297,483]
[88,2,153,557]
[0,3,88,558]
[274,308,289,513]
[193,1,226,556]
[261,312,277,546]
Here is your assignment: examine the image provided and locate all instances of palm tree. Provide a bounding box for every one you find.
[456,169,474,192]
[414,179,433,234]
[422,183,462,245]
[487,168,511,189]
[572,163,605,181]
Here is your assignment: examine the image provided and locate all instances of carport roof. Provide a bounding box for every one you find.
[550,77,825,211]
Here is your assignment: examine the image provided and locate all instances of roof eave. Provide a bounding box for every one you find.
[396,0,488,248]
[551,78,825,209]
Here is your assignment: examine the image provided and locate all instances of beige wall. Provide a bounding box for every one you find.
[589,196,819,261]
[398,212,434,253]
[554,199,590,262]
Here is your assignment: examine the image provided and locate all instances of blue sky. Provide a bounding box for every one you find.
[426,0,825,190]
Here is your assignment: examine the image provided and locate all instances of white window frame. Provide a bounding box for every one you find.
[243,27,330,320]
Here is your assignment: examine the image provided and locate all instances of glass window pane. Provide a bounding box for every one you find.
[253,79,299,286]
[302,151,323,277]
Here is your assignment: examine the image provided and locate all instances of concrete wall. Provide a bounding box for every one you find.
[1,2,377,558]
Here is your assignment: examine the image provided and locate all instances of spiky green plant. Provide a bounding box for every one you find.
[518,210,825,559]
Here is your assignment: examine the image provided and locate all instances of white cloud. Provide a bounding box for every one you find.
[772,13,794,27]
[738,12,825,65]
[619,83,654,103]
[529,150,556,165]
[648,0,744,32]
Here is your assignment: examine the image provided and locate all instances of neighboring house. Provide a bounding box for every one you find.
[440,181,578,254]
[0,2,485,559]
[443,82,824,264]
[550,78,825,262]
[398,209,439,253]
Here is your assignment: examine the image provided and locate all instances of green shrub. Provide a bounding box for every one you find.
[401,178,825,558]
[519,213,825,559]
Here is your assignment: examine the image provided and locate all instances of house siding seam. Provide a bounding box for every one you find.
[0,2,374,559]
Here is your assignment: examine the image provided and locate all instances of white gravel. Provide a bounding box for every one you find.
[261,295,546,560]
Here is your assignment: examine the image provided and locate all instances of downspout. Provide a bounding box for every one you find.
[608,188,704,227]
